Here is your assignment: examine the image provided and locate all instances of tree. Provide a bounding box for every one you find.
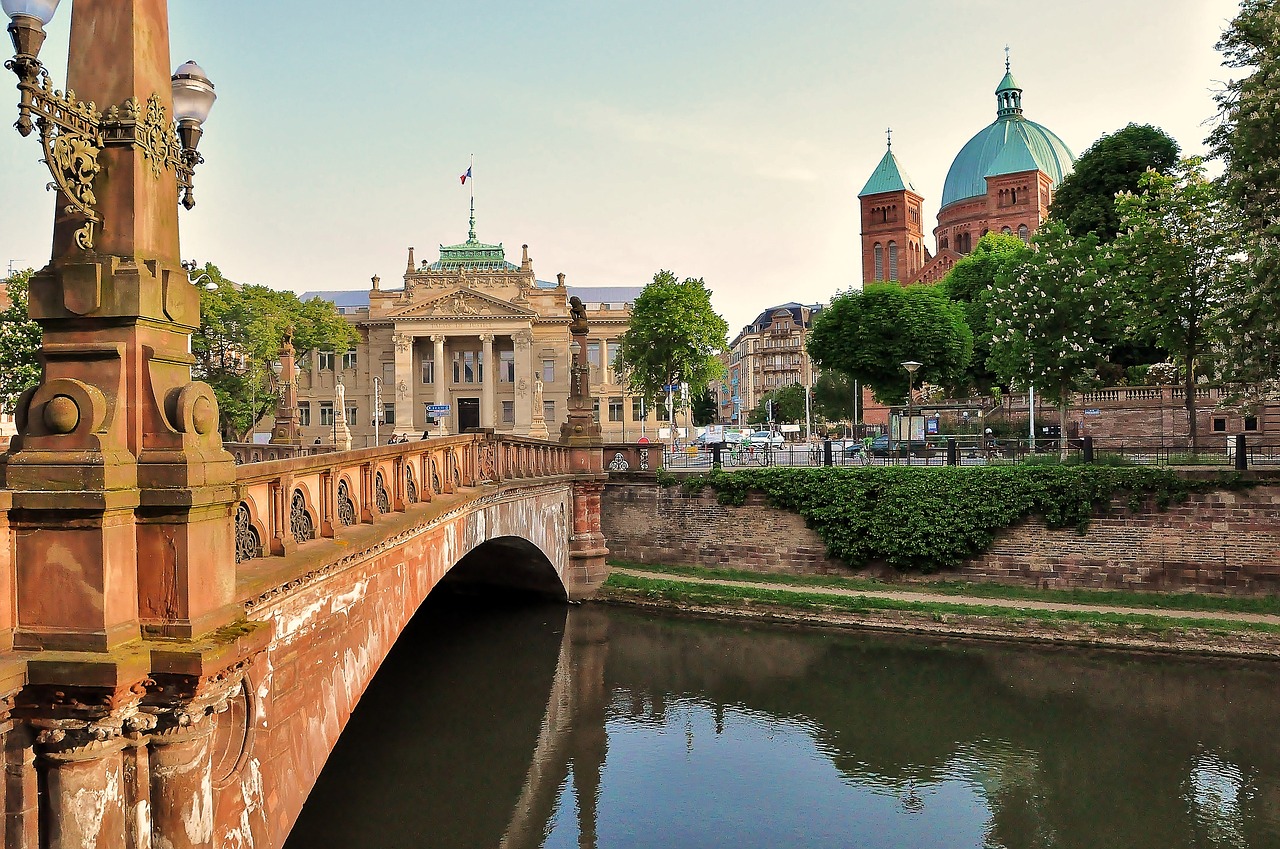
[1113,160,1241,451]
[192,264,360,441]
[939,233,1031,395]
[1207,1,1280,395]
[615,271,728,415]
[1050,124,1181,241]
[987,220,1115,449]
[812,369,858,422]
[691,390,718,427]
[807,283,972,405]
[747,383,805,425]
[0,268,41,413]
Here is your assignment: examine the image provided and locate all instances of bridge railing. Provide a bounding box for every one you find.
[232,434,573,564]
[225,442,338,465]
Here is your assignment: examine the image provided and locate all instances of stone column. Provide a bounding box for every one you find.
[432,334,449,436]
[392,331,414,437]
[566,482,609,600]
[480,334,495,430]
[513,331,534,437]
[36,730,132,849]
[147,717,215,849]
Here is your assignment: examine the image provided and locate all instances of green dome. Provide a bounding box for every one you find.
[939,70,1075,211]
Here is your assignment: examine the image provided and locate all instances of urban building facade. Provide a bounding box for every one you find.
[294,216,656,445]
[859,60,1075,286]
[723,303,822,423]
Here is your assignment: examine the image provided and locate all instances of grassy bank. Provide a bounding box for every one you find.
[602,565,1280,638]
[608,560,1280,617]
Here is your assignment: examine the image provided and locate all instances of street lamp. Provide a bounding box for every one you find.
[3,0,214,248]
[901,360,922,462]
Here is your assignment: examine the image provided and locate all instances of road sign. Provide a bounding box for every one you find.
[731,396,741,403]
[662,384,678,392]
[426,404,451,413]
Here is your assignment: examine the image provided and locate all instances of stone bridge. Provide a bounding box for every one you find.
[0,432,637,848]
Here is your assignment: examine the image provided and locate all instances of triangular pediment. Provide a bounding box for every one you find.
[387,287,536,319]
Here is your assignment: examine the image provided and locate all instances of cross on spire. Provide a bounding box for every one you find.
[886,127,892,150]
[1005,44,1011,72]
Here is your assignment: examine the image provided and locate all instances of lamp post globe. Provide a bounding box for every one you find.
[2,0,60,25]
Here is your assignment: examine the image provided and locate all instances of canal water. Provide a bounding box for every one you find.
[286,593,1280,848]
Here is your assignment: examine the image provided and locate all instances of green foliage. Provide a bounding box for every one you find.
[812,369,857,422]
[987,220,1115,430]
[691,389,718,426]
[939,233,1030,394]
[807,283,972,405]
[616,271,728,407]
[748,383,805,425]
[0,269,41,414]
[192,264,360,441]
[673,466,1246,573]
[1051,124,1181,241]
[1113,160,1242,447]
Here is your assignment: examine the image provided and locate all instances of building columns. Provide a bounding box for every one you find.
[480,334,495,430]
[431,335,449,435]
[392,331,414,437]
[514,331,533,436]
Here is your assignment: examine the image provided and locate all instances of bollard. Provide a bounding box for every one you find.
[1083,436,1094,464]
[946,437,958,466]
[823,440,833,467]
[712,443,722,469]
[1236,434,1248,470]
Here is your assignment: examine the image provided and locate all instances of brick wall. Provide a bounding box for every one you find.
[601,481,1280,595]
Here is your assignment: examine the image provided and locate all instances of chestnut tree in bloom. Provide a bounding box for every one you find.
[987,220,1116,448]
[1113,159,1241,451]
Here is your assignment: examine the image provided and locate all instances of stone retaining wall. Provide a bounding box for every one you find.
[601,480,1280,595]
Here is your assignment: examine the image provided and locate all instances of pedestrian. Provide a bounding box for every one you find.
[420,430,430,440]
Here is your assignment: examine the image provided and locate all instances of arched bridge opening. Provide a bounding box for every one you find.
[439,534,570,601]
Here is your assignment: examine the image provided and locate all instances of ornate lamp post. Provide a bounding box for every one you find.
[901,360,921,463]
[0,4,259,845]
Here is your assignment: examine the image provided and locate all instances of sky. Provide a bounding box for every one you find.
[0,0,1245,335]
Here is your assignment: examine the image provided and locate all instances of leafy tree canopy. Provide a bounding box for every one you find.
[691,389,718,427]
[0,268,41,414]
[616,270,728,405]
[939,233,1030,394]
[1113,159,1243,447]
[1050,123,1180,241]
[192,263,360,440]
[747,383,806,425]
[812,369,858,422]
[807,283,972,406]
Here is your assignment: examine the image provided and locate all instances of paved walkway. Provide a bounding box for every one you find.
[611,568,1280,626]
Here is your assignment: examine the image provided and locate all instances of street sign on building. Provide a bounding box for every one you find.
[426,404,451,413]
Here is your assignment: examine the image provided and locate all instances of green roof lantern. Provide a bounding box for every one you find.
[429,196,518,271]
[858,128,918,197]
[938,53,1075,210]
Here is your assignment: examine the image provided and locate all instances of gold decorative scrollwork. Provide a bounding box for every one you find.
[20,72,104,249]
[104,94,186,181]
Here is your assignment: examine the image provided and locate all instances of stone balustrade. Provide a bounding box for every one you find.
[232,433,573,563]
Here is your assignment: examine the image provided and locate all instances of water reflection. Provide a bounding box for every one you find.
[288,598,1280,848]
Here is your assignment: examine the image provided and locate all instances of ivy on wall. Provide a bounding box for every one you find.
[669,467,1252,573]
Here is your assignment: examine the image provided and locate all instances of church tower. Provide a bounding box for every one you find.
[859,130,925,285]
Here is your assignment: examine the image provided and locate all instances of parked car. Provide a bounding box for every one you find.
[848,434,930,457]
[745,430,785,448]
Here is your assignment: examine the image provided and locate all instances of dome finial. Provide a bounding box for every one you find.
[886,127,892,150]
[995,50,1023,118]
[1005,44,1011,73]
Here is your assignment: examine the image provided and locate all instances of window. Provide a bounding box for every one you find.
[873,243,883,281]
[383,403,395,426]
[318,352,335,371]
[1018,224,1029,244]
[345,405,358,427]
[342,350,357,371]
[888,241,898,281]
[502,400,514,424]
[421,352,434,384]
[542,359,555,383]
[453,351,479,383]
[592,398,600,423]
[608,396,623,422]
[632,397,646,421]
[543,400,555,422]
[319,402,334,426]
[1213,418,1227,432]
[587,341,602,369]
[607,340,621,381]
[298,401,311,427]
[499,349,515,382]
[1245,416,1259,431]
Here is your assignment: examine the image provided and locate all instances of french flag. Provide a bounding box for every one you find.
[460,166,471,185]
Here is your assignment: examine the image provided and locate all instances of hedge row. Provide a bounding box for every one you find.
[663,466,1251,573]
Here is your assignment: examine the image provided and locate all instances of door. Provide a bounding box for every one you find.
[458,397,480,432]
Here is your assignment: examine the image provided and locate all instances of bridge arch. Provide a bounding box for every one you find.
[439,533,569,600]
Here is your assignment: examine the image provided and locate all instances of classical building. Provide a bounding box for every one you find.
[724,303,823,422]
[859,59,1075,285]
[295,214,653,445]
